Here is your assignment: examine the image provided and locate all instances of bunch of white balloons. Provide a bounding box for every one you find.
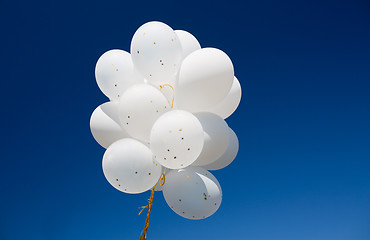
[90,21,242,220]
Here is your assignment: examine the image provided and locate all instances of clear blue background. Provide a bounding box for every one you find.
[1,0,369,239]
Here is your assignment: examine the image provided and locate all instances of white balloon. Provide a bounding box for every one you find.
[133,67,146,84]
[130,21,183,84]
[119,84,170,142]
[150,110,204,169]
[203,128,239,170]
[102,138,162,194]
[163,167,222,220]
[90,102,129,149]
[176,48,234,113]
[192,112,230,166]
[95,49,141,101]
[209,76,242,119]
[174,30,201,59]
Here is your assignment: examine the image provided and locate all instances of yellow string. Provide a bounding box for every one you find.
[159,84,175,108]
[138,170,166,240]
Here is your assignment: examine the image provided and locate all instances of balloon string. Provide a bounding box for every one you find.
[159,84,175,108]
[138,170,166,240]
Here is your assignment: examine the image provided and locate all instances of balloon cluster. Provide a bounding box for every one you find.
[90,21,242,220]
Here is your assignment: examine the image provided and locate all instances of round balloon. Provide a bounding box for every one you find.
[176,48,234,113]
[209,76,242,119]
[150,110,204,169]
[163,167,222,219]
[130,21,183,84]
[119,84,170,142]
[192,112,230,166]
[102,138,162,194]
[203,128,239,170]
[90,102,129,149]
[95,49,141,101]
[174,30,201,59]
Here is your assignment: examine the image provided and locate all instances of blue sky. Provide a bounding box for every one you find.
[1,0,370,239]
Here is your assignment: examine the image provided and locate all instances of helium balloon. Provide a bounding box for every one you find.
[102,138,162,194]
[150,110,204,169]
[192,112,230,166]
[209,77,242,119]
[174,30,201,59]
[95,49,141,101]
[119,84,170,142]
[130,21,183,84]
[90,102,129,148]
[163,167,222,220]
[176,48,234,113]
[203,128,239,170]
